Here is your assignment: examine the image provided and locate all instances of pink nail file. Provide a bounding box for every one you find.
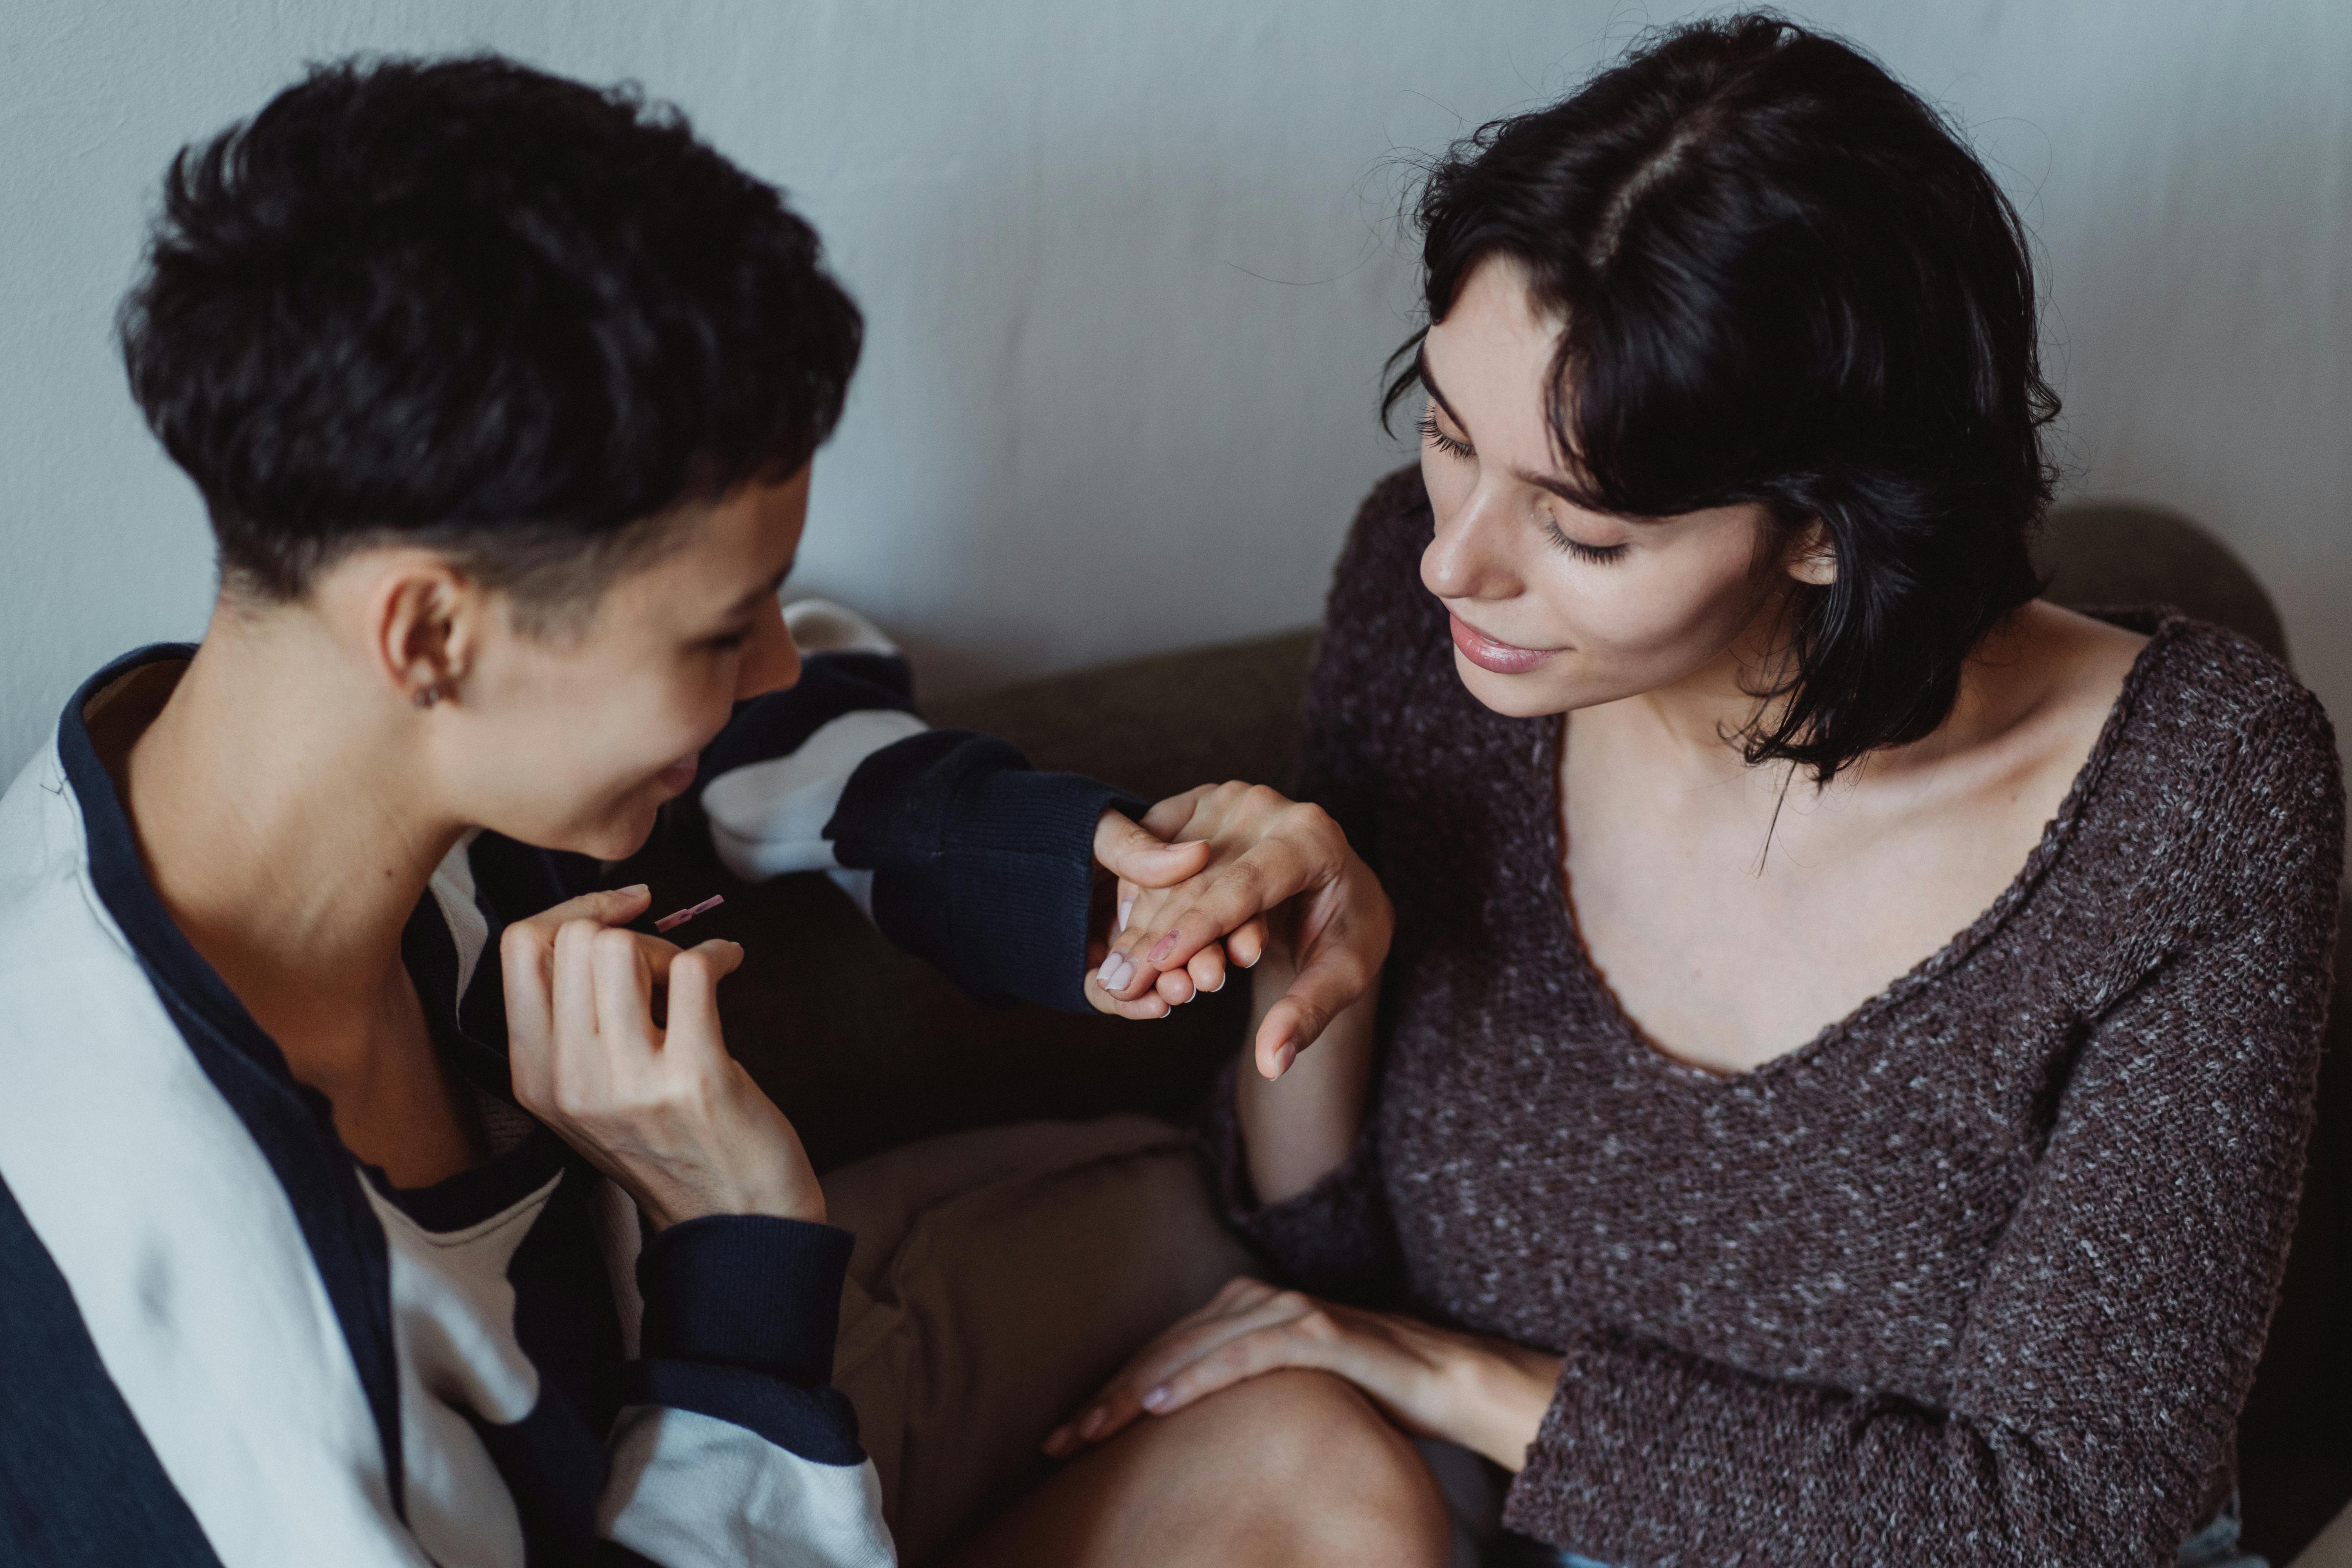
[653,893,725,934]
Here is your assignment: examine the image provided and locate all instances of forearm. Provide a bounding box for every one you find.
[1235,951,1378,1204]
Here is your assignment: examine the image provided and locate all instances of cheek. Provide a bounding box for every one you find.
[1419,450,1472,519]
[1534,546,1771,686]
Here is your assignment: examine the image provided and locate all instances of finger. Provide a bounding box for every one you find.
[1226,916,1269,970]
[1155,964,1196,1007]
[1253,993,1325,1081]
[632,933,686,985]
[1129,839,1313,976]
[1140,1324,1333,1420]
[1060,1317,1294,1451]
[1139,786,1215,840]
[1046,1282,1295,1452]
[552,918,607,1051]
[1255,898,1388,1075]
[661,940,743,1065]
[1185,943,1227,996]
[1082,968,1172,1020]
[1092,809,1212,891]
[590,925,661,1053]
[499,923,557,1103]
[512,883,655,941]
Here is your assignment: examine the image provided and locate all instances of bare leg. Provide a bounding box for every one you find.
[946,1368,1453,1568]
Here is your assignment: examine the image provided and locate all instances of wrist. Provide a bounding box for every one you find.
[1447,1338,1561,1472]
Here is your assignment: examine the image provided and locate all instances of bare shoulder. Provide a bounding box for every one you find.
[1903,601,2149,808]
[2010,600,2150,727]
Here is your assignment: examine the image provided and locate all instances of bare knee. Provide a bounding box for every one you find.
[1118,1369,1450,1567]
[952,1368,1451,1568]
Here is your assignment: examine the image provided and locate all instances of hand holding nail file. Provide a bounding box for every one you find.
[653,893,724,934]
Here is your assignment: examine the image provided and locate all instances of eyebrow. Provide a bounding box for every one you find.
[1416,348,1588,506]
[719,561,795,621]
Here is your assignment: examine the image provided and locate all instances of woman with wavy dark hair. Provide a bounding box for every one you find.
[963,15,2344,1567]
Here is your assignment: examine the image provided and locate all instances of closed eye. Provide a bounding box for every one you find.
[1541,519,1629,565]
[1417,408,1474,461]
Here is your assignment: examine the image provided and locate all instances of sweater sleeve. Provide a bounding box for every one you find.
[1503,681,2345,1568]
[688,650,1143,1013]
[1203,468,1432,1301]
[599,1216,893,1568]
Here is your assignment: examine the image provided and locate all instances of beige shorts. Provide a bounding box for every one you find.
[821,1115,1254,1565]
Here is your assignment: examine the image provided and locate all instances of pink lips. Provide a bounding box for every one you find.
[1447,611,1559,675]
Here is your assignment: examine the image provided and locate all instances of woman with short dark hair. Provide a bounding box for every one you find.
[987,16,2343,1566]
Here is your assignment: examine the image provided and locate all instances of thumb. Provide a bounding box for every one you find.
[1093,809,1212,889]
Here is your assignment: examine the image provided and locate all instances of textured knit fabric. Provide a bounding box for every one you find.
[1211,468,2346,1568]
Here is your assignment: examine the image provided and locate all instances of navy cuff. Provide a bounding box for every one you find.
[830,730,1146,1013]
[619,1360,866,1466]
[635,1215,853,1387]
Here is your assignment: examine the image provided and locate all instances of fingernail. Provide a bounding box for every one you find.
[1118,897,1133,932]
[1270,1041,1295,1078]
[1141,1386,1171,1412]
[619,883,650,897]
[1147,933,1178,965]
[1209,974,1226,993]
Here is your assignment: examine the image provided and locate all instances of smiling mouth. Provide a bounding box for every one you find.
[1447,611,1561,675]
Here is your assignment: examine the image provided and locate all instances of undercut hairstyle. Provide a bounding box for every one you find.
[118,54,862,630]
[1384,13,2056,782]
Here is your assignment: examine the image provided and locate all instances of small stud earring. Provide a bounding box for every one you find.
[413,685,440,710]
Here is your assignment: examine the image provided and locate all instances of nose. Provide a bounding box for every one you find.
[737,597,801,701]
[1420,483,1524,605]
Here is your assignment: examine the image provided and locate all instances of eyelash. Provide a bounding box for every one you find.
[1417,409,1629,566]
[1417,408,1474,460]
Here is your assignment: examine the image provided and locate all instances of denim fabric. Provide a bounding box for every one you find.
[1421,1438,2266,1568]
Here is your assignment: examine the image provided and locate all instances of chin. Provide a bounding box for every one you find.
[517,798,663,863]
[1453,653,1576,719]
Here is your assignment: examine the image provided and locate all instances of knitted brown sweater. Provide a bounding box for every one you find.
[1210,469,2345,1567]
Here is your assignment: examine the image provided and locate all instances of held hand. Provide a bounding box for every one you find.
[1095,783,1394,1078]
[1085,809,1229,1019]
[1042,1276,1561,1472]
[500,885,826,1230]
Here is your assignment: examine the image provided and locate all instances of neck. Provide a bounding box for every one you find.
[118,603,459,1056]
[1612,594,1811,784]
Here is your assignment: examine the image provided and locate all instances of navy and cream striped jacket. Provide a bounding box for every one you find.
[0,642,1139,1567]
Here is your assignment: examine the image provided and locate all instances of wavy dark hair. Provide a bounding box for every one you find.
[119,54,862,629]
[1383,13,2056,781]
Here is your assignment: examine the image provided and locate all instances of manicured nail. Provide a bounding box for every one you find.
[1096,953,1130,991]
[1209,973,1226,993]
[1118,897,1133,932]
[1270,1041,1295,1078]
[1147,933,1178,965]
[619,883,650,898]
[1142,1386,1171,1412]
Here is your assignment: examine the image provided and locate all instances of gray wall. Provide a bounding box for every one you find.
[5,0,2347,780]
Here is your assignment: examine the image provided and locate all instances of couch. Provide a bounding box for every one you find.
[616,497,2348,1564]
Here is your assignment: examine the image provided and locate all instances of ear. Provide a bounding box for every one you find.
[369,552,484,709]
[1784,520,1838,587]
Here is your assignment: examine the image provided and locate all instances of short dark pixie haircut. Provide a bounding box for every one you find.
[119,54,862,631]
[1385,13,2054,781]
